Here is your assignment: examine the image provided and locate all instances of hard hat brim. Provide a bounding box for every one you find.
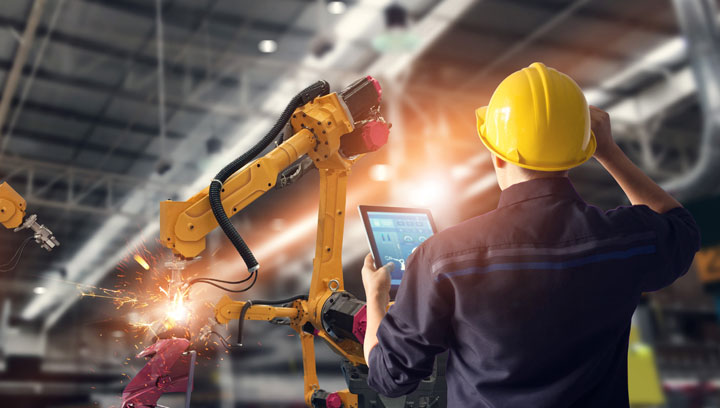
[475,106,596,172]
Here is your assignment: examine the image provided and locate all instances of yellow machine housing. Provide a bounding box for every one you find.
[628,325,665,406]
[695,247,720,284]
[0,181,27,229]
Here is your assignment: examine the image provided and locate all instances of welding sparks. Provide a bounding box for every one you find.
[72,246,201,346]
[133,254,150,270]
[123,281,193,335]
[166,291,189,323]
[80,290,145,308]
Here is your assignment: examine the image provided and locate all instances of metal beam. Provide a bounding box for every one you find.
[605,66,695,126]
[0,14,241,88]
[116,0,282,174]
[0,0,66,159]
[662,0,720,199]
[0,0,45,149]
[0,58,247,120]
[0,156,180,218]
[503,0,677,36]
[456,0,593,89]
[9,99,185,140]
[68,0,173,162]
[81,0,315,43]
[449,22,628,63]
[16,196,148,219]
[0,156,180,191]
[6,127,157,162]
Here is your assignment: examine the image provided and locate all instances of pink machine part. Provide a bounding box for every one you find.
[326,392,343,408]
[121,338,196,408]
[352,304,367,343]
[366,75,382,102]
[360,121,389,153]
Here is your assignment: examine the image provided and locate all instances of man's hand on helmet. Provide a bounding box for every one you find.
[590,106,617,162]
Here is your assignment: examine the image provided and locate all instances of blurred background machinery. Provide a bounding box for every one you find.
[0,0,719,407]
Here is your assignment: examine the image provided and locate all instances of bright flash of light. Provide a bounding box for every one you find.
[408,178,447,206]
[133,254,150,270]
[370,164,392,181]
[451,164,473,180]
[166,291,189,324]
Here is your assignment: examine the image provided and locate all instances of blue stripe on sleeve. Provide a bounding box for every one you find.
[435,244,656,281]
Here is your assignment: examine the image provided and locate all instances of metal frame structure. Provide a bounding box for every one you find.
[0,156,180,218]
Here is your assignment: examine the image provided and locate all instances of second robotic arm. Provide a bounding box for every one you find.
[0,181,59,251]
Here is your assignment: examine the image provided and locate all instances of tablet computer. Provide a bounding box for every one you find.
[359,205,438,298]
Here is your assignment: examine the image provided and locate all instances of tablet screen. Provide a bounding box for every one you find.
[361,207,436,288]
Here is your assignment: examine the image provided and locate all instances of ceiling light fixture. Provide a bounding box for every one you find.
[327,1,347,15]
[258,39,278,54]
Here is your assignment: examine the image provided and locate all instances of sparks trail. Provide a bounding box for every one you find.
[105,245,201,338]
[73,240,204,344]
[23,272,144,308]
[133,254,150,270]
[79,290,145,308]
[128,321,161,338]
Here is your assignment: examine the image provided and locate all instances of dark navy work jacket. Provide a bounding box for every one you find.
[368,177,700,407]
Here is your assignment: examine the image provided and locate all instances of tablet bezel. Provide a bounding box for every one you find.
[358,205,438,294]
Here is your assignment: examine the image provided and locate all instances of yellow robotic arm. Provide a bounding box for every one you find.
[159,77,389,407]
[0,181,59,251]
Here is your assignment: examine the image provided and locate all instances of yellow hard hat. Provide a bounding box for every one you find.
[475,62,595,171]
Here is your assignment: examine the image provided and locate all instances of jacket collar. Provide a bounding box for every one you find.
[497,177,583,208]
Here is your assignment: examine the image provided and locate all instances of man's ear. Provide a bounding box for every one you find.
[494,154,506,169]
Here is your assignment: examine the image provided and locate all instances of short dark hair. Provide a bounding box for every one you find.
[517,167,568,178]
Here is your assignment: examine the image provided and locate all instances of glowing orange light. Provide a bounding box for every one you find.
[370,164,392,181]
[166,291,189,324]
[408,178,446,206]
[133,254,150,270]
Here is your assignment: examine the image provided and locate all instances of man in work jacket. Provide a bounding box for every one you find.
[361,62,700,407]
